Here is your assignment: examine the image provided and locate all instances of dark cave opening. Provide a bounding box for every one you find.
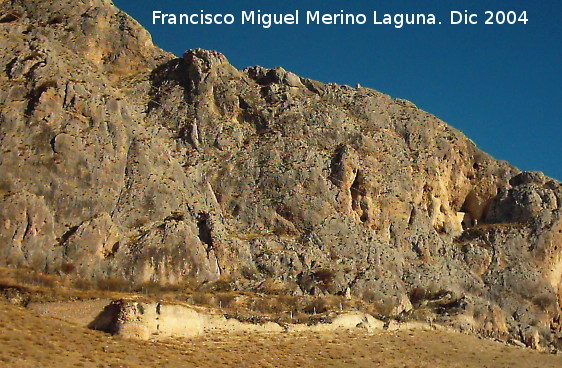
[197,213,214,250]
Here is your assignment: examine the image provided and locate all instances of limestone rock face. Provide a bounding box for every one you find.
[0,0,561,350]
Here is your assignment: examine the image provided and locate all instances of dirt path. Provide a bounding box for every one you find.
[1,300,560,368]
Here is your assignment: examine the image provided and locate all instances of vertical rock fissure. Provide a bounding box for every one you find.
[22,210,33,241]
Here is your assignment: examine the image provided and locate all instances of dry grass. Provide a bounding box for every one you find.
[0,299,561,368]
[0,267,344,322]
[2,268,58,289]
[0,267,145,305]
[1,266,561,367]
[0,267,440,327]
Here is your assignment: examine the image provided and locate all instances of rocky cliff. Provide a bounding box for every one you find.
[0,0,560,350]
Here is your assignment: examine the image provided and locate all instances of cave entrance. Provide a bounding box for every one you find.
[350,170,369,223]
[458,190,492,230]
[197,213,214,251]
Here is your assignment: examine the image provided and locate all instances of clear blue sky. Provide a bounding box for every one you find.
[113,0,562,180]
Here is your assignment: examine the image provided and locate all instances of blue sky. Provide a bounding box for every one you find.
[114,0,562,180]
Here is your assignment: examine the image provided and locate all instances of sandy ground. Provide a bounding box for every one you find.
[1,300,561,368]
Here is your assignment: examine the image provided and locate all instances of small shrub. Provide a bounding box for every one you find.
[134,281,182,297]
[303,298,328,314]
[96,278,132,292]
[257,278,292,295]
[73,278,94,290]
[408,285,449,306]
[217,293,237,308]
[190,292,215,306]
[533,294,557,312]
[199,279,232,292]
[313,269,335,285]
[13,270,56,288]
[60,263,76,275]
[369,300,398,318]
[272,225,291,236]
[240,266,257,280]
[361,291,399,317]
[249,298,285,314]
[277,295,299,312]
